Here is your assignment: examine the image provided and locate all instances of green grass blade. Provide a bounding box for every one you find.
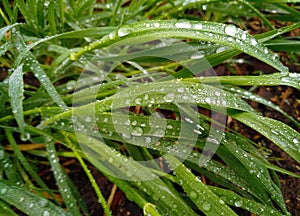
[70,20,288,72]
[224,86,300,128]
[76,132,197,215]
[166,155,237,215]
[5,129,57,200]
[8,64,24,133]
[44,138,81,216]
[209,186,284,216]
[0,200,19,216]
[266,39,300,52]
[0,180,71,216]
[221,140,287,212]
[0,23,20,40]
[187,72,300,90]
[231,111,300,164]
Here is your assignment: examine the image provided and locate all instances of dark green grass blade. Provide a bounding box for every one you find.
[8,64,24,133]
[166,155,237,216]
[231,111,300,164]
[0,180,71,216]
[70,20,288,72]
[45,138,81,216]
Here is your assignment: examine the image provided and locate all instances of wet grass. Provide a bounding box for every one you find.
[0,1,299,215]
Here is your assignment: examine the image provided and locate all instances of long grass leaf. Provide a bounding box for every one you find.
[8,64,24,132]
[44,138,81,216]
[209,186,284,216]
[70,20,288,72]
[0,180,71,216]
[231,111,300,164]
[166,155,237,215]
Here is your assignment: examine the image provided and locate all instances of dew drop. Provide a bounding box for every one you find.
[145,137,152,144]
[131,120,137,126]
[184,117,194,124]
[216,46,227,53]
[131,127,143,136]
[153,129,165,137]
[191,51,204,59]
[289,73,297,78]
[234,200,243,207]
[293,138,299,144]
[166,124,173,129]
[20,133,30,141]
[43,210,50,216]
[153,23,160,28]
[205,97,211,103]
[118,27,132,37]
[175,21,192,29]
[0,188,7,194]
[177,87,185,93]
[194,23,203,30]
[189,190,198,199]
[250,38,258,46]
[241,32,247,40]
[164,93,175,102]
[264,48,269,54]
[202,202,212,211]
[224,25,237,36]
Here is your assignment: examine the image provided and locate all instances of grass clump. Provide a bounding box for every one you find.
[0,1,300,215]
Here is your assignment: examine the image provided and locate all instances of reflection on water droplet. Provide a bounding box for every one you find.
[250,38,257,46]
[20,133,30,141]
[131,127,143,136]
[202,202,212,211]
[145,137,152,144]
[164,93,175,102]
[43,210,50,216]
[175,21,192,29]
[153,23,160,28]
[191,51,204,59]
[177,87,185,93]
[189,190,198,199]
[224,25,237,36]
[293,138,299,144]
[234,200,243,207]
[241,33,247,40]
[194,23,203,30]
[0,188,7,194]
[118,27,132,37]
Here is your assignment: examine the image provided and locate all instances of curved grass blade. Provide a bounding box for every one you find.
[44,138,81,216]
[44,80,253,125]
[0,200,18,216]
[0,23,20,40]
[76,133,198,215]
[231,111,300,164]
[209,186,285,216]
[70,20,288,72]
[187,72,300,91]
[0,180,71,216]
[166,155,237,215]
[12,31,68,110]
[224,86,300,128]
[8,64,24,133]
[5,129,57,202]
[221,139,287,212]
